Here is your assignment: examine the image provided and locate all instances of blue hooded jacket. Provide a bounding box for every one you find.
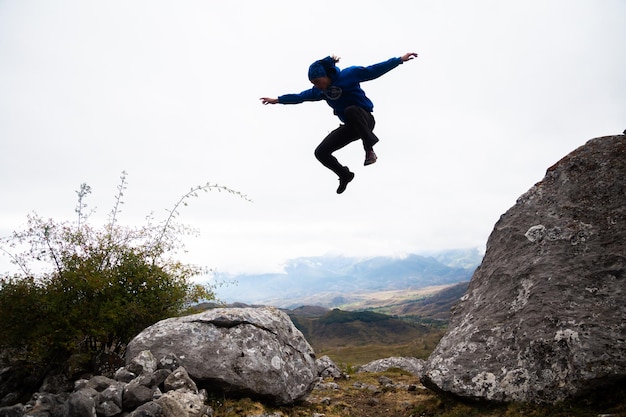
[278,56,403,122]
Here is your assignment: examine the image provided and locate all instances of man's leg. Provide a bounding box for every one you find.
[343,106,378,151]
[314,124,359,177]
[314,125,359,193]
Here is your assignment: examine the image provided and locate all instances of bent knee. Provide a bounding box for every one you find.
[314,145,326,161]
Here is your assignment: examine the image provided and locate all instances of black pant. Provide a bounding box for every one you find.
[314,106,379,178]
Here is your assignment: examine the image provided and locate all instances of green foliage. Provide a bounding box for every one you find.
[319,308,390,324]
[0,172,249,368]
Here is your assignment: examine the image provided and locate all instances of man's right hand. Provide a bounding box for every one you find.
[260,97,278,105]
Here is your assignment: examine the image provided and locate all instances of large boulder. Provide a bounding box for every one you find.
[126,306,318,405]
[422,134,626,403]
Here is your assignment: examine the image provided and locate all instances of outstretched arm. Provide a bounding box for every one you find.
[352,52,419,82]
[261,88,324,105]
[260,97,279,105]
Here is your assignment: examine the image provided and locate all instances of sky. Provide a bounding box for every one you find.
[1,1,625,277]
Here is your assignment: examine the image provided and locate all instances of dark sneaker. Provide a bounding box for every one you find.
[364,150,377,166]
[336,171,355,194]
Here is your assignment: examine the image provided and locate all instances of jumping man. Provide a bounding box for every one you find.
[261,52,418,194]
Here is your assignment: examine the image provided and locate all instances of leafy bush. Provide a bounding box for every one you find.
[0,172,249,369]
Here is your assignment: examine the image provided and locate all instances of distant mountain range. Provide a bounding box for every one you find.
[211,248,482,308]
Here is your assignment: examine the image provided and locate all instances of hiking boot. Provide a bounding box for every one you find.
[364,150,377,166]
[336,170,355,194]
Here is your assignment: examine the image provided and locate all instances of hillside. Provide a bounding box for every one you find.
[289,308,431,346]
[394,281,469,318]
[286,308,445,364]
[359,281,470,321]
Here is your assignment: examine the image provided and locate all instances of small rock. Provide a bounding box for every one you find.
[378,376,393,386]
[114,367,136,383]
[314,382,340,391]
[123,383,154,410]
[128,401,163,417]
[127,351,157,376]
[156,389,210,417]
[164,367,197,393]
[66,389,97,417]
[86,375,117,392]
[95,400,122,417]
[157,353,180,372]
[316,356,346,380]
[0,403,24,417]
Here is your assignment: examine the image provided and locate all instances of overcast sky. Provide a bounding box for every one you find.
[1,1,625,276]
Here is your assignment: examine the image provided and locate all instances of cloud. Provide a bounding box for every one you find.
[1,0,624,274]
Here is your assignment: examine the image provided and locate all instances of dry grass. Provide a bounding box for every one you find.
[208,368,626,417]
[313,330,446,367]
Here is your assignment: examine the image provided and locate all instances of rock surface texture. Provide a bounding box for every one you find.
[422,134,626,403]
[358,357,425,376]
[126,306,318,405]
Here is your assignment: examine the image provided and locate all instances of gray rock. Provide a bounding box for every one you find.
[0,403,24,417]
[422,135,626,403]
[163,367,197,393]
[114,368,136,383]
[157,354,180,372]
[97,382,124,409]
[24,392,67,417]
[127,351,157,376]
[86,375,117,392]
[128,401,163,417]
[95,399,122,417]
[131,370,167,389]
[156,390,209,417]
[66,389,97,417]
[126,307,318,405]
[123,383,154,411]
[352,381,379,393]
[151,369,172,389]
[358,357,425,375]
[315,356,345,380]
[72,379,88,392]
[378,376,394,387]
[314,381,340,391]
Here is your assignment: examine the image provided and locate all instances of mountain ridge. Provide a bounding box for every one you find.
[212,248,482,308]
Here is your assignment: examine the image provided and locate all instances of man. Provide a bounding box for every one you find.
[261,52,418,194]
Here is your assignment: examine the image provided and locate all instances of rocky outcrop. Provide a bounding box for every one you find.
[0,307,322,415]
[126,306,318,405]
[0,350,212,417]
[358,357,425,376]
[422,134,626,403]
